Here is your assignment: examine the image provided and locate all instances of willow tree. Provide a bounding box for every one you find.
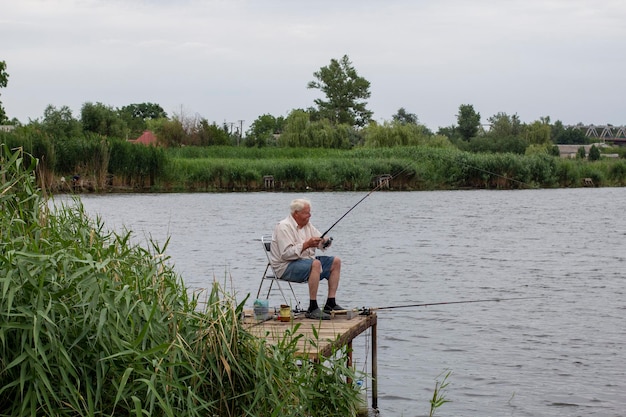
[307,55,373,128]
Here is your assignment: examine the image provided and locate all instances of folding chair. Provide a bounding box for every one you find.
[256,234,303,312]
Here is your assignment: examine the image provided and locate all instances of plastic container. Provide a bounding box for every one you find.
[253,299,269,321]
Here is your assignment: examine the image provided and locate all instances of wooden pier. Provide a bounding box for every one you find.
[244,310,379,410]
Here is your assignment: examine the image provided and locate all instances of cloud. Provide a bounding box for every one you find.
[2,0,625,129]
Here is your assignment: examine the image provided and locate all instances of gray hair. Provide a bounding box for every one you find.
[290,198,311,214]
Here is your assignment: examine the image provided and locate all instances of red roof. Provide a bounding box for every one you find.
[130,130,158,145]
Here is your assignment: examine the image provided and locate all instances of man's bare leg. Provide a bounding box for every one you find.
[327,257,341,298]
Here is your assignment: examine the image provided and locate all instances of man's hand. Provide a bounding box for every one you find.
[305,237,322,250]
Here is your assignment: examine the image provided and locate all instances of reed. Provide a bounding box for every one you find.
[0,144,363,416]
[429,371,451,417]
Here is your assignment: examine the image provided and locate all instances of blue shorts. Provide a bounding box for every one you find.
[281,256,335,283]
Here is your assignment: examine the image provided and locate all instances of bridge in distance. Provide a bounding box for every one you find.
[568,124,626,145]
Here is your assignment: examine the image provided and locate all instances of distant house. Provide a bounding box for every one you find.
[556,144,606,158]
[129,130,158,146]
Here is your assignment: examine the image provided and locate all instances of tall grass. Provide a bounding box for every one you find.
[0,144,363,416]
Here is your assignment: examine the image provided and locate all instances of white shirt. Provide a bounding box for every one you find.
[269,214,322,278]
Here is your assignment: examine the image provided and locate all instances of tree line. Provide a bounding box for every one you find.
[0,56,622,193]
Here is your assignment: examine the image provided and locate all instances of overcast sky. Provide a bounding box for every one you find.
[2,0,625,132]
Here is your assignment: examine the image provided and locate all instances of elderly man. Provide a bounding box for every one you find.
[270,198,343,320]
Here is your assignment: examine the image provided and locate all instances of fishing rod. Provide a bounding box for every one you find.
[333,296,544,315]
[320,166,412,239]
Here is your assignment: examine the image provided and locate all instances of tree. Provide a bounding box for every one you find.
[523,120,551,145]
[437,125,460,141]
[195,119,231,146]
[81,102,127,138]
[486,112,521,138]
[0,61,9,124]
[40,105,82,139]
[392,108,418,125]
[307,55,373,128]
[589,144,601,161]
[119,103,167,137]
[156,118,186,147]
[246,114,284,147]
[554,126,588,144]
[456,104,480,141]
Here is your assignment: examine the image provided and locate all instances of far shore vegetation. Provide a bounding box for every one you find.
[1,56,625,195]
[1,127,624,194]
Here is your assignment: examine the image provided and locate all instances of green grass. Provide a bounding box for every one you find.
[0,144,364,416]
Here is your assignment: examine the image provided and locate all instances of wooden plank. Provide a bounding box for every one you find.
[244,311,377,360]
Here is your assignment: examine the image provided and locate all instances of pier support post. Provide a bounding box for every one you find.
[263,175,275,189]
[371,320,378,410]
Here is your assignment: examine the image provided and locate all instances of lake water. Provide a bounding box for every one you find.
[63,188,626,417]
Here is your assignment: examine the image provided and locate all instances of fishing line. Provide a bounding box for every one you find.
[320,164,413,238]
[453,157,532,189]
[320,150,534,239]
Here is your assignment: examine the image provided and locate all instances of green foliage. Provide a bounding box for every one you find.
[429,371,451,417]
[40,105,83,140]
[0,126,55,175]
[577,146,586,159]
[52,134,108,175]
[608,161,626,185]
[523,120,552,145]
[363,121,439,147]
[246,113,285,147]
[524,143,553,156]
[486,112,522,138]
[456,104,481,141]
[156,118,186,147]
[555,158,581,187]
[0,145,363,416]
[0,60,8,123]
[307,55,373,128]
[160,144,626,190]
[0,145,40,224]
[462,136,528,154]
[555,127,588,144]
[392,107,419,125]
[548,144,561,157]
[193,119,231,146]
[588,144,601,161]
[81,102,127,139]
[437,125,460,142]
[279,110,355,149]
[119,102,167,137]
[108,138,166,187]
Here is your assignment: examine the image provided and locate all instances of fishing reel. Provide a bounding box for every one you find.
[322,237,333,248]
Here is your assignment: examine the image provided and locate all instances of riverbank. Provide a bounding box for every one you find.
[45,145,626,194]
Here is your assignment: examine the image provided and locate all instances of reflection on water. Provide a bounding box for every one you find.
[65,188,626,417]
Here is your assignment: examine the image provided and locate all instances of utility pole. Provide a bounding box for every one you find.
[238,119,244,146]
